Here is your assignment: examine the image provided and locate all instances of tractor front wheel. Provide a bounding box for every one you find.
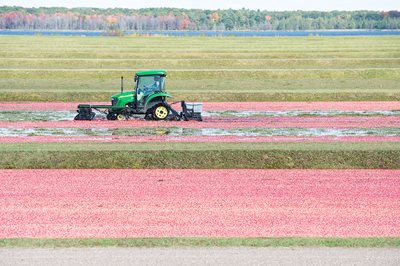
[107,111,127,121]
[116,114,125,121]
[152,103,170,120]
[106,112,117,120]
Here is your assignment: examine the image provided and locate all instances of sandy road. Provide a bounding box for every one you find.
[1,247,399,266]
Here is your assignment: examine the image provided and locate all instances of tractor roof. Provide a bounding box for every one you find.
[135,70,167,77]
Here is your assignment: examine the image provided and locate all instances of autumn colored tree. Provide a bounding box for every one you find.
[0,7,399,31]
[179,12,190,30]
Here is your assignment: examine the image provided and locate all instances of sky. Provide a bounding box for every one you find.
[0,0,398,11]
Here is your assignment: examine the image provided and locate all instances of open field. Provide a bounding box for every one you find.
[0,36,399,101]
[0,35,399,247]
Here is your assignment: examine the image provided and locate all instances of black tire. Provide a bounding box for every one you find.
[152,103,170,121]
[106,112,117,120]
[144,108,154,120]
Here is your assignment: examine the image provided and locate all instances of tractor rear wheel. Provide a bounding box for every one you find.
[152,103,170,120]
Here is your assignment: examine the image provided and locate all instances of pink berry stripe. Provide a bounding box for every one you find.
[0,116,399,129]
[1,169,399,238]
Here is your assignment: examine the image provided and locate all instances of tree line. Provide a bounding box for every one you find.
[1,6,400,31]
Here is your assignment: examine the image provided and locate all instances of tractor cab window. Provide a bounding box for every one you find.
[160,76,165,91]
[137,75,164,95]
[136,75,165,108]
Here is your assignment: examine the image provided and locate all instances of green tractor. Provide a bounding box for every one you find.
[74,70,202,121]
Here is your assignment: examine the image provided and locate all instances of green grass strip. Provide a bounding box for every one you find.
[0,237,399,248]
[0,142,399,169]
[1,91,400,102]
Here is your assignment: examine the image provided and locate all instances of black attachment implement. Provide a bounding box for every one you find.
[74,101,202,121]
[166,101,202,121]
[74,104,96,120]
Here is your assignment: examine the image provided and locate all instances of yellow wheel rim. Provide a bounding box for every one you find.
[155,106,168,119]
[116,114,125,121]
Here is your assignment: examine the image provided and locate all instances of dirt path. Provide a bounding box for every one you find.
[1,247,399,266]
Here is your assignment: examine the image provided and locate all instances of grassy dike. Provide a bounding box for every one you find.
[1,36,400,102]
[0,142,399,169]
[1,237,400,248]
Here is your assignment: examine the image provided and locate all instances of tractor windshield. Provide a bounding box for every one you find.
[136,75,165,109]
[136,75,165,94]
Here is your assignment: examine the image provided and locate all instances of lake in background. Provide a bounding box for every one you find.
[1,30,400,37]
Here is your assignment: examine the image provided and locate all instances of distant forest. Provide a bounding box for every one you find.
[1,6,400,31]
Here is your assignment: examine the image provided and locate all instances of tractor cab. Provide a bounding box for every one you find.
[134,70,167,111]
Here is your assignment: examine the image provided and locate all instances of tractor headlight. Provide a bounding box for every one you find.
[112,97,118,106]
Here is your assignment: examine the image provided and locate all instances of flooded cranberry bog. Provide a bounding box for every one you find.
[1,128,399,247]
[0,101,399,143]
[0,36,400,247]
[1,101,400,247]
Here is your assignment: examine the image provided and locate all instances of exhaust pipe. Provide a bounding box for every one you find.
[120,76,124,93]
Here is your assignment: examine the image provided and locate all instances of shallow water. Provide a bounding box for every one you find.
[204,110,400,117]
[0,127,399,137]
[0,110,399,122]
[0,111,77,121]
[2,30,400,37]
